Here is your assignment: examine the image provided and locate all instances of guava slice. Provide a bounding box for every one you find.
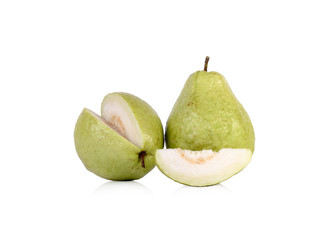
[101,93,143,148]
[155,148,252,186]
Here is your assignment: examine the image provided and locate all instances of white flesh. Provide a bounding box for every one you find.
[156,148,252,186]
[101,95,143,148]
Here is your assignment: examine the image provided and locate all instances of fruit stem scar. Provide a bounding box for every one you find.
[139,151,146,168]
[204,56,210,72]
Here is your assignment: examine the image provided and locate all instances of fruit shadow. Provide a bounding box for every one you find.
[172,183,232,196]
[93,181,152,196]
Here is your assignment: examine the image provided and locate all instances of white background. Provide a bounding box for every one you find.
[1,0,336,239]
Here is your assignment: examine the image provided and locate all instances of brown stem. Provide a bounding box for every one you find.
[204,56,210,71]
[139,151,146,168]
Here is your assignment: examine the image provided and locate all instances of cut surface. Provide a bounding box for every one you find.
[101,94,143,148]
[156,148,252,186]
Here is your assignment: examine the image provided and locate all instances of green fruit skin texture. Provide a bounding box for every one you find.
[74,93,164,180]
[166,71,255,152]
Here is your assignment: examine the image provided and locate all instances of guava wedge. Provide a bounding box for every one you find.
[156,148,252,186]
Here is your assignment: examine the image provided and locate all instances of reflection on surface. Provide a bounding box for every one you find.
[173,183,232,197]
[93,181,152,197]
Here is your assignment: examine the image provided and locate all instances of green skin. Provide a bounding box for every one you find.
[74,93,164,180]
[166,71,255,153]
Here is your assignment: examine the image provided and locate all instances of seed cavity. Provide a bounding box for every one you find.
[109,115,127,138]
[177,149,216,164]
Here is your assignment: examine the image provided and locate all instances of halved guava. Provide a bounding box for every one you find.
[74,92,163,180]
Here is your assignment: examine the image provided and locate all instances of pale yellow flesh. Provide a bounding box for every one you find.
[156,148,252,186]
[101,94,143,148]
